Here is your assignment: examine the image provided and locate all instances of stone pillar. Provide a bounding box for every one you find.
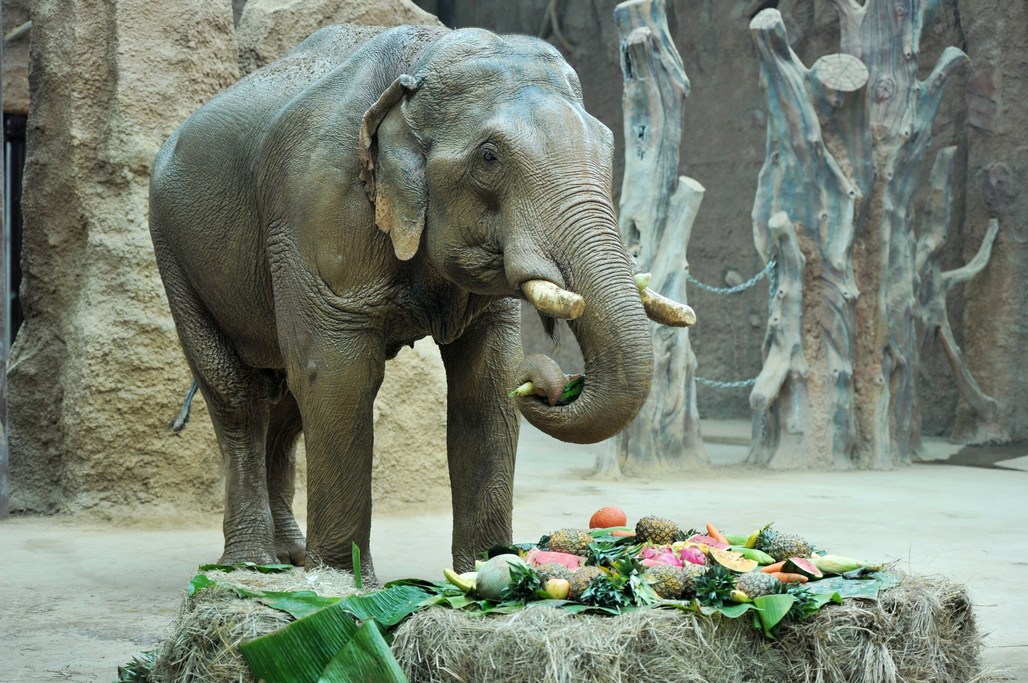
[7,1,238,514]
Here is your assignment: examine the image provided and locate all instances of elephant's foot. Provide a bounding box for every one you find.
[305,548,378,587]
[452,547,485,574]
[218,544,279,566]
[274,529,308,567]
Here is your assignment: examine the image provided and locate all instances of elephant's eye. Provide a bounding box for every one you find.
[480,144,499,164]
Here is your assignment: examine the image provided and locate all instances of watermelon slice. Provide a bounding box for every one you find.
[784,556,823,579]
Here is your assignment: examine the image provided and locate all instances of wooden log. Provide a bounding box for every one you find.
[610,0,707,475]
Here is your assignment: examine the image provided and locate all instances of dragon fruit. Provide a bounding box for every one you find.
[638,546,683,566]
[525,549,584,570]
[679,546,706,566]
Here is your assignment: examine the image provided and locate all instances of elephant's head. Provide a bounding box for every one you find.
[359,29,681,444]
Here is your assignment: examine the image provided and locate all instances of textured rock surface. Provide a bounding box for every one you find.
[236,0,441,74]
[953,0,1028,444]
[7,0,238,514]
[371,340,449,513]
[2,0,31,114]
[8,0,451,516]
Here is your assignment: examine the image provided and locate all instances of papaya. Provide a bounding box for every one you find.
[709,547,759,573]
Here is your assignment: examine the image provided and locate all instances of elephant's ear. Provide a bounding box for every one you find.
[359,75,425,261]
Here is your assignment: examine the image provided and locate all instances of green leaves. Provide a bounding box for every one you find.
[752,594,795,636]
[239,585,429,683]
[198,562,294,574]
[241,600,361,683]
[804,571,899,600]
[318,621,408,683]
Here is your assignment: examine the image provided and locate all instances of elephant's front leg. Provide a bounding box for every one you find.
[287,332,385,581]
[439,300,522,572]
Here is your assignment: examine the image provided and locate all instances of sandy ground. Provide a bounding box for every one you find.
[1,421,1026,682]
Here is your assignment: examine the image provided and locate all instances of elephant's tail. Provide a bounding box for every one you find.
[168,380,199,432]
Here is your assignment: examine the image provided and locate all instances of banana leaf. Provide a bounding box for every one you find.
[318,621,408,683]
[240,586,428,683]
[186,573,341,619]
[333,586,429,627]
[198,562,294,574]
[805,571,899,599]
[751,594,795,637]
[241,600,360,683]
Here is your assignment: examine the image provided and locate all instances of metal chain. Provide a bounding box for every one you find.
[694,376,758,388]
[687,258,777,295]
[691,259,778,390]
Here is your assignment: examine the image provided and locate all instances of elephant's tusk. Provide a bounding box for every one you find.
[521,280,585,320]
[634,272,697,327]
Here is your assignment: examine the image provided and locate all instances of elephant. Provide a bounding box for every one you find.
[149,23,690,578]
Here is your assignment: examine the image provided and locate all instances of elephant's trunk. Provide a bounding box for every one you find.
[513,214,654,445]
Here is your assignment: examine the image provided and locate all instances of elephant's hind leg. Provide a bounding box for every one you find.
[267,389,307,566]
[155,251,279,565]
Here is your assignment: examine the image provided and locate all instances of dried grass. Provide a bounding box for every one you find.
[151,570,982,683]
[150,568,358,682]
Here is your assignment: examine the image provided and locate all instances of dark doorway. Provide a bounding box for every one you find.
[3,113,26,347]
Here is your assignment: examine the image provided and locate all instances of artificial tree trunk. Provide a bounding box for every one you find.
[748,11,863,469]
[750,3,987,469]
[605,0,707,476]
[914,146,1000,444]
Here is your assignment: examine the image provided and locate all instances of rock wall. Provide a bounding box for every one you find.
[2,0,31,115]
[953,0,1028,443]
[8,0,452,517]
[417,0,1024,442]
[237,0,440,73]
[7,0,238,515]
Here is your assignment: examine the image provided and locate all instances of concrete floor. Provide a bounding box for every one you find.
[1,422,1025,682]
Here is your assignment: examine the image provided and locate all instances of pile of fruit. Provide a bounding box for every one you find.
[433,507,893,635]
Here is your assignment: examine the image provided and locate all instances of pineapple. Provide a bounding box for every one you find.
[734,571,782,600]
[645,565,688,599]
[547,528,594,555]
[681,562,706,598]
[766,533,813,562]
[534,562,573,584]
[693,565,737,608]
[755,525,813,561]
[634,515,681,545]
[568,566,605,600]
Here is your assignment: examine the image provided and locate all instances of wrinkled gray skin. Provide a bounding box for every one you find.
[149,24,653,578]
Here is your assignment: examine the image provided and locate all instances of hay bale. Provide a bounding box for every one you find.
[151,568,359,682]
[392,576,982,683]
[151,571,981,683]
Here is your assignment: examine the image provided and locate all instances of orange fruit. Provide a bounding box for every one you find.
[589,506,628,529]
